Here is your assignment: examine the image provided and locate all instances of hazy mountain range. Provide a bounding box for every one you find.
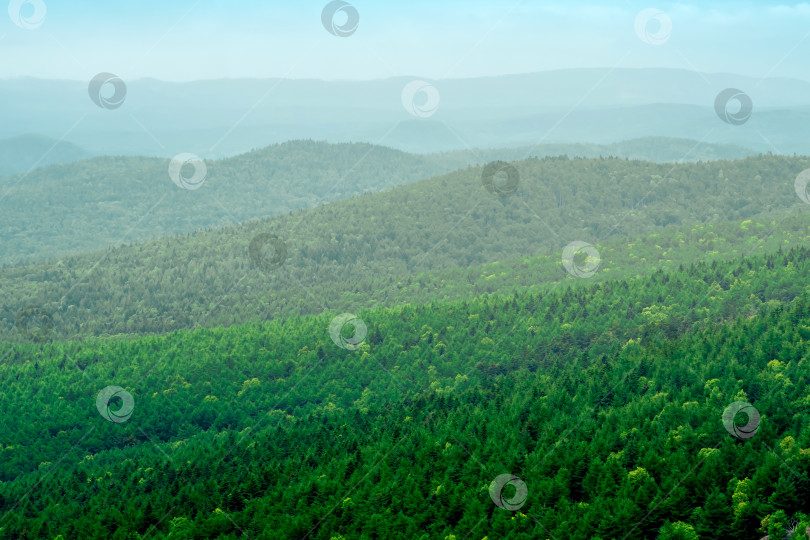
[0,134,90,178]
[1,68,808,158]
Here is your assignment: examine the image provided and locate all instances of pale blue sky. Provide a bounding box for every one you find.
[2,1,810,82]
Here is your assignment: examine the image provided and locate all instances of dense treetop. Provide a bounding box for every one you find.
[0,141,788,265]
[1,147,809,538]
[1,152,808,341]
[0,243,808,538]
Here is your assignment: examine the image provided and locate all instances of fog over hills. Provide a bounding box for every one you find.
[0,134,91,178]
[2,68,807,157]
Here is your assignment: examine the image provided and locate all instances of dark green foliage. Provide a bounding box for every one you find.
[0,244,809,538]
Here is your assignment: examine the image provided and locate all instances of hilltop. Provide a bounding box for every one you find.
[1,153,808,341]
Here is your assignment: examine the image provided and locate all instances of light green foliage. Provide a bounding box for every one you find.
[0,243,809,537]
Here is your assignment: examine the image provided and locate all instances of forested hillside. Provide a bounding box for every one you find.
[461,136,753,164]
[1,153,808,341]
[7,2,810,539]
[0,138,757,265]
[0,140,459,265]
[1,245,808,538]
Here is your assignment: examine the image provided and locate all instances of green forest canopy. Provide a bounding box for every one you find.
[0,140,782,265]
[0,243,808,538]
[1,152,809,341]
[1,150,810,538]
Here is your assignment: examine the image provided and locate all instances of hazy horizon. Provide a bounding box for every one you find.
[2,65,810,85]
[4,1,810,82]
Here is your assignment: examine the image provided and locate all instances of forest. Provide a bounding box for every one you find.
[0,141,789,266]
[0,242,809,538]
[0,144,808,539]
[7,1,810,537]
[0,153,808,341]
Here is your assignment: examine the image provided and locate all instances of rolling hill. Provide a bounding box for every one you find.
[0,242,807,538]
[1,153,808,341]
[0,140,457,265]
[6,4,810,539]
[0,137,757,266]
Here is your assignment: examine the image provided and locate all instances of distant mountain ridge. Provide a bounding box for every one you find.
[0,134,91,178]
[1,68,807,157]
[0,137,758,265]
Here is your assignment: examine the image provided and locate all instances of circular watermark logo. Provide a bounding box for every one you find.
[722,401,760,439]
[715,88,752,126]
[489,473,528,511]
[794,169,810,204]
[96,385,135,423]
[329,313,367,351]
[634,8,672,45]
[8,0,46,29]
[401,80,440,118]
[481,161,520,197]
[321,1,359,37]
[562,241,601,278]
[168,153,207,190]
[15,306,53,342]
[249,233,287,271]
[88,73,127,110]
